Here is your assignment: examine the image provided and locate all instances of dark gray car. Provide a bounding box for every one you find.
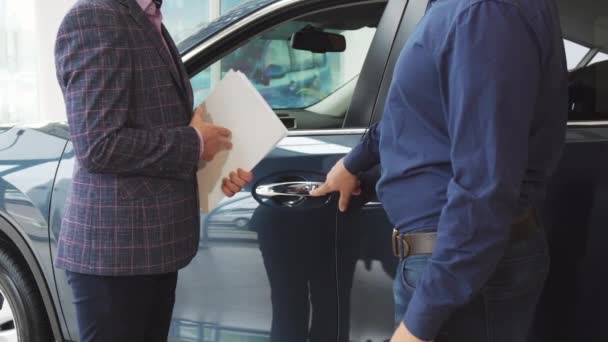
[0,0,606,341]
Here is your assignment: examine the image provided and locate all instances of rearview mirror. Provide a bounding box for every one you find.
[290,30,346,53]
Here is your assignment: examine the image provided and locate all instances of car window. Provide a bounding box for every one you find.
[589,52,608,66]
[563,39,589,70]
[263,40,291,71]
[291,48,315,71]
[560,1,608,121]
[189,19,377,130]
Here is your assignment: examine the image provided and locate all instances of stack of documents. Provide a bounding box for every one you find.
[197,70,288,213]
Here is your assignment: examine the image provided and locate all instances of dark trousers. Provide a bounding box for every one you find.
[66,271,178,342]
[394,228,549,342]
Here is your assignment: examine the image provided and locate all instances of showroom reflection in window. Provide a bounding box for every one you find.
[162,0,250,45]
[0,0,38,125]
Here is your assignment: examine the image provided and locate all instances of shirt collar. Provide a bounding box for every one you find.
[135,0,157,14]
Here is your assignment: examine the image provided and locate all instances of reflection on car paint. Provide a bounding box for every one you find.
[201,193,259,243]
[169,318,269,341]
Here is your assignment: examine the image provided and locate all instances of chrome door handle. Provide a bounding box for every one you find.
[255,181,324,198]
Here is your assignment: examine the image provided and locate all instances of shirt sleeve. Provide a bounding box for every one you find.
[343,122,382,174]
[193,127,206,160]
[403,3,541,340]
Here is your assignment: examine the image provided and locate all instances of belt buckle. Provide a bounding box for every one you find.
[392,229,411,258]
[392,229,399,257]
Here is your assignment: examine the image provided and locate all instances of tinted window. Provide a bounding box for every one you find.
[291,49,315,71]
[263,40,291,71]
[189,5,380,130]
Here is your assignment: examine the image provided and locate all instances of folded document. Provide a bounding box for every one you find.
[197,70,288,213]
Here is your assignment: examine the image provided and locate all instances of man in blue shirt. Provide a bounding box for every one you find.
[311,0,568,341]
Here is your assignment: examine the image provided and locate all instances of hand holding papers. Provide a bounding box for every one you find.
[189,103,233,161]
[197,70,288,213]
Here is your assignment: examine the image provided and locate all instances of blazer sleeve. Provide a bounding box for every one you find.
[54,6,200,180]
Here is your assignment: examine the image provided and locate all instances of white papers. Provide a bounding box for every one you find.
[197,70,288,213]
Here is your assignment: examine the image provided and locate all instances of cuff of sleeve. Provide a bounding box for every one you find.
[403,292,449,341]
[343,143,373,174]
[192,126,205,159]
[179,127,203,173]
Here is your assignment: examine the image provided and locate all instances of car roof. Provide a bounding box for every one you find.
[177,0,281,54]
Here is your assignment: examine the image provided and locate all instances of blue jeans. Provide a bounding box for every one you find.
[394,229,549,342]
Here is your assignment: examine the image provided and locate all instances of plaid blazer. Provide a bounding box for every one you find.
[54,0,201,275]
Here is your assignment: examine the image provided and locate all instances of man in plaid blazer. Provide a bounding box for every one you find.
[54,0,253,340]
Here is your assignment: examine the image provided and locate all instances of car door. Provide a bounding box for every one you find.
[48,0,404,341]
[333,1,430,341]
[173,2,404,341]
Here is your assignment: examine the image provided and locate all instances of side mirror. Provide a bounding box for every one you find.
[290,30,346,53]
[264,64,287,80]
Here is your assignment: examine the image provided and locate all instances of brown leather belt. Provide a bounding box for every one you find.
[392,208,538,258]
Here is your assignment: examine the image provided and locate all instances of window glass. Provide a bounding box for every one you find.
[263,40,291,71]
[291,49,315,71]
[163,0,211,45]
[221,0,245,14]
[589,52,608,66]
[0,0,38,125]
[176,0,278,52]
[163,0,263,48]
[313,53,326,68]
[190,21,377,130]
[563,39,590,70]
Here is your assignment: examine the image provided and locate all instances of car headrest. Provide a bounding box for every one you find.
[568,60,608,120]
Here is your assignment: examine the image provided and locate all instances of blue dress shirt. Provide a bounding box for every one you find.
[344,0,568,339]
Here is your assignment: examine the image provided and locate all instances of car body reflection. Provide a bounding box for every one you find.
[201,193,258,244]
[173,171,342,342]
[169,318,269,341]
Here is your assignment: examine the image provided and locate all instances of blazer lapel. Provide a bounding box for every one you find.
[125,0,185,94]
[162,25,194,112]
